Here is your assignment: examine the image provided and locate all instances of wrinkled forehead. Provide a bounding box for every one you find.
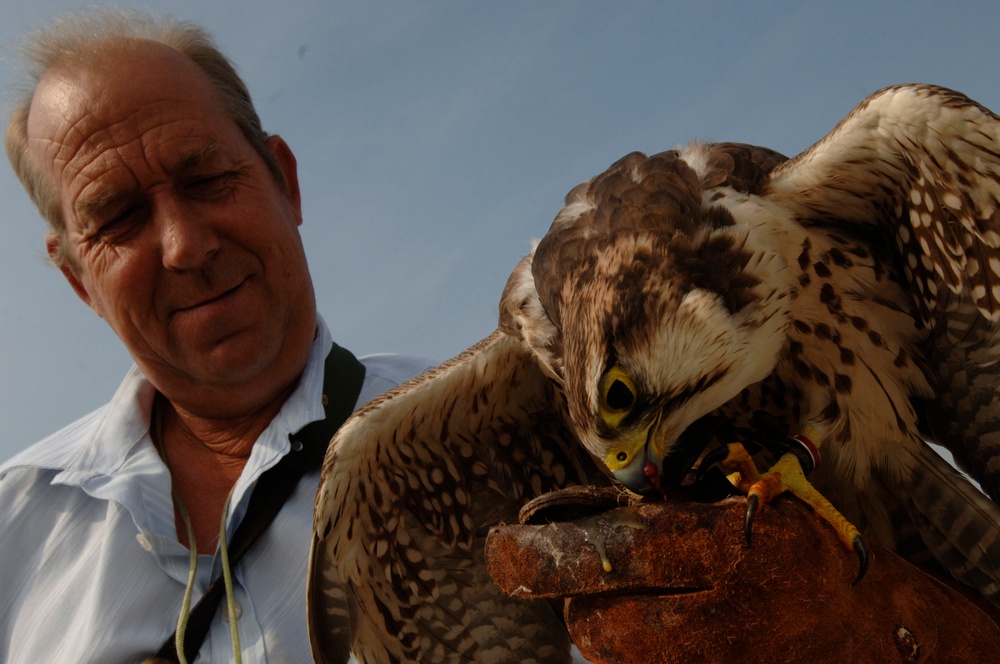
[24,41,240,207]
[26,40,226,170]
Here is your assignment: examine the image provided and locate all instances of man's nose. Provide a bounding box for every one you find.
[158,201,221,271]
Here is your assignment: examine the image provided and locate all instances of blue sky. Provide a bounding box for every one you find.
[2,0,1000,461]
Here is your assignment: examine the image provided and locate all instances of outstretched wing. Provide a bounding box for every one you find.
[308,330,606,663]
[768,84,1000,499]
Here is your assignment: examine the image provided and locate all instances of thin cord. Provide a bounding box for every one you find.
[153,400,199,664]
[154,396,243,663]
[173,491,198,664]
[219,488,242,664]
[171,487,242,664]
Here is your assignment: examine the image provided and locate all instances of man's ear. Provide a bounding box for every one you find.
[266,135,303,226]
[47,233,97,313]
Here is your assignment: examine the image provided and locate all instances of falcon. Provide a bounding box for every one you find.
[309,84,1000,663]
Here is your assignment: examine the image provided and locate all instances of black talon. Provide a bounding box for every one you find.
[744,493,760,546]
[697,444,731,481]
[851,535,870,586]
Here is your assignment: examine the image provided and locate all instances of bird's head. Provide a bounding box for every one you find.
[505,148,795,494]
[565,259,789,492]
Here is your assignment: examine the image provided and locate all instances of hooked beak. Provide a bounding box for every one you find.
[611,448,663,494]
[605,416,664,495]
[606,414,724,496]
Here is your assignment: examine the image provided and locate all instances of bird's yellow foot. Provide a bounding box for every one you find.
[700,439,869,584]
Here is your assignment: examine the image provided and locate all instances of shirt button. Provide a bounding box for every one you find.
[223,602,243,623]
[136,533,153,552]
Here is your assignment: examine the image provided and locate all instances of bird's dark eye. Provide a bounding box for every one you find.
[606,380,635,411]
[599,367,638,426]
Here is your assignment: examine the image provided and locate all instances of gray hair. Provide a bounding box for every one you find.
[4,9,284,267]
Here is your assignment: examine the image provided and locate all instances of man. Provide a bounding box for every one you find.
[0,10,430,662]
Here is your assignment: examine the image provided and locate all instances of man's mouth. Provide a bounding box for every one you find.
[179,277,248,312]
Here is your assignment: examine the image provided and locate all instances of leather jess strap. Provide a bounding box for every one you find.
[147,342,365,663]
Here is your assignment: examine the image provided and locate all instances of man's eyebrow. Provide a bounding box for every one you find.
[75,143,225,220]
[76,188,136,222]
[171,142,223,173]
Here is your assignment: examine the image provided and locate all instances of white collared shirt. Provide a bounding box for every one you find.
[0,316,434,663]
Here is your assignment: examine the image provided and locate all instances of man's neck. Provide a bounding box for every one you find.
[156,383,295,553]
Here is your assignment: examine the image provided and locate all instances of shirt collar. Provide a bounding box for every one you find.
[6,315,335,498]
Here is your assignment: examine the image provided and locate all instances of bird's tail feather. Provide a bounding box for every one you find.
[895,443,1000,605]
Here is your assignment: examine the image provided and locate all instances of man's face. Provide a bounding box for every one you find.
[26,42,316,413]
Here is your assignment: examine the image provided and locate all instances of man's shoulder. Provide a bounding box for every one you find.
[356,353,438,404]
[0,405,108,480]
[0,428,95,534]
[359,353,437,384]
